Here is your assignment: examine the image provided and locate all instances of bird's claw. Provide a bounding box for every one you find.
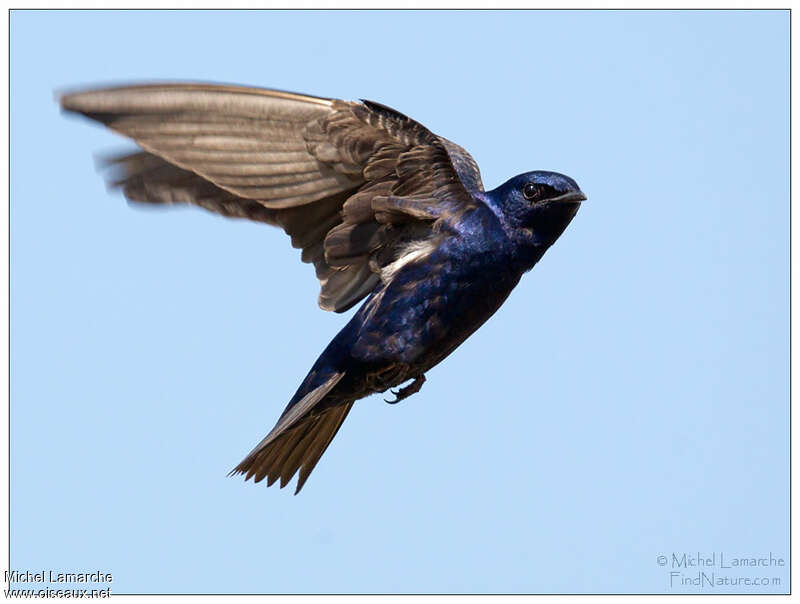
[384,374,426,405]
[384,389,401,404]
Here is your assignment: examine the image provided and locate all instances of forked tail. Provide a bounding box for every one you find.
[229,371,353,494]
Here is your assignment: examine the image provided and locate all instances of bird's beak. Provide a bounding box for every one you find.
[556,191,587,204]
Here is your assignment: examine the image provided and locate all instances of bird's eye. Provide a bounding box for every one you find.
[522,182,559,202]
[522,182,541,201]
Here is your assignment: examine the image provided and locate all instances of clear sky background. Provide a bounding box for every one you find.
[11,10,788,594]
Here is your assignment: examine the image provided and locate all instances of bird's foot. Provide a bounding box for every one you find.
[384,374,426,404]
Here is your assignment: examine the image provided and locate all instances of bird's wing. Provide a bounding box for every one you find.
[60,83,484,312]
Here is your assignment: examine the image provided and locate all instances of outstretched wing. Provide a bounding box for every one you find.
[60,83,484,312]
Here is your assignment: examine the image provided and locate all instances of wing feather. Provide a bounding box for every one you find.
[61,82,484,312]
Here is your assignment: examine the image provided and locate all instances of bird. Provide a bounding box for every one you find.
[59,82,585,494]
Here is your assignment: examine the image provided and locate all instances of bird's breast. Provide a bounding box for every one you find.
[351,243,521,367]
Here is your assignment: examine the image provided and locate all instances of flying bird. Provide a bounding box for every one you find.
[59,83,585,493]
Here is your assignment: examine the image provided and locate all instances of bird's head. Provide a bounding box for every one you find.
[487,170,586,251]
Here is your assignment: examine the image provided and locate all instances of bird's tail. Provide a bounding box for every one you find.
[229,371,354,494]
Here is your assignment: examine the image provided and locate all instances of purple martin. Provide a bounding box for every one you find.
[60,83,585,493]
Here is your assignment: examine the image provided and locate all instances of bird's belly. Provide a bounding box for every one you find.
[350,254,521,372]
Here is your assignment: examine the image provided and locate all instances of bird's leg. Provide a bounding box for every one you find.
[385,374,426,404]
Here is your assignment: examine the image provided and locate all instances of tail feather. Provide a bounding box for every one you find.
[279,421,327,486]
[232,402,354,494]
[293,403,352,492]
[230,371,353,494]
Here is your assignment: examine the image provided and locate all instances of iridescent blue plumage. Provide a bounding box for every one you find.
[250,169,585,491]
[60,83,585,492]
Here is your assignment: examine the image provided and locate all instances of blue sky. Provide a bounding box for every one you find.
[11,10,788,594]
